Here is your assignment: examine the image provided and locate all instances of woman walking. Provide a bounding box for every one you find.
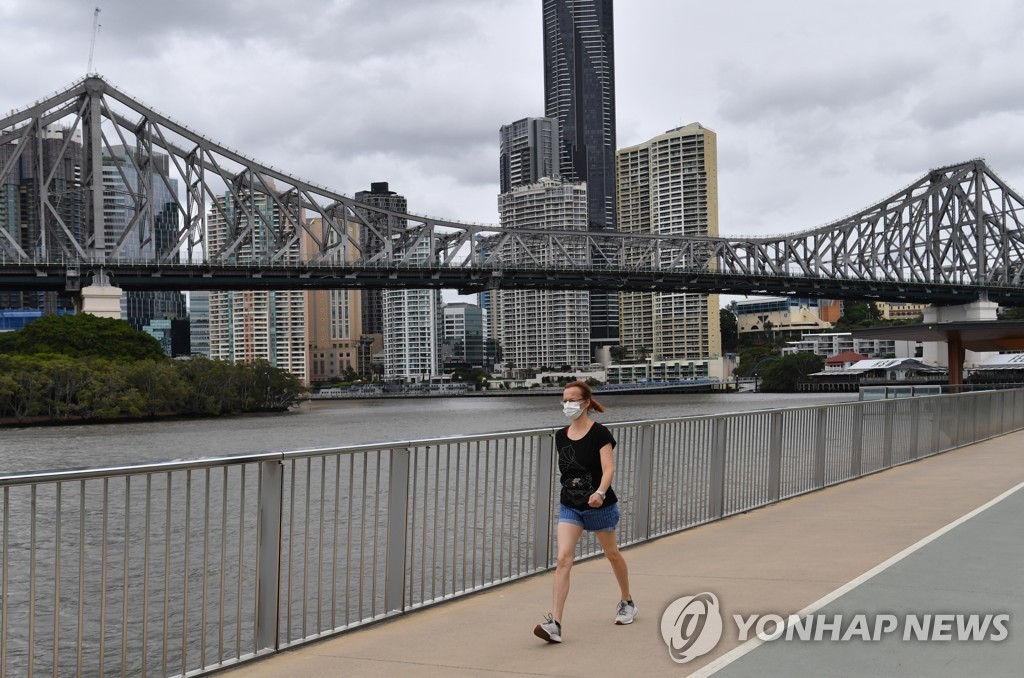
[534,381,637,644]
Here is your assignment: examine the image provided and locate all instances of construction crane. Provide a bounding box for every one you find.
[87,7,101,74]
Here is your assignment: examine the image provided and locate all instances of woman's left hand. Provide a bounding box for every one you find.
[588,492,604,508]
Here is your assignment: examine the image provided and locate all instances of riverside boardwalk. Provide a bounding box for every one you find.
[221,429,1024,677]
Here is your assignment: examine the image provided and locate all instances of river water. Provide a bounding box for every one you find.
[0,392,857,474]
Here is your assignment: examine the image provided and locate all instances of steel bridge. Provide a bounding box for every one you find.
[2,76,1024,304]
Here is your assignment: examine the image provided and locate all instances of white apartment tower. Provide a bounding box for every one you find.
[495,178,591,371]
[616,123,722,362]
[383,239,443,382]
[206,192,308,383]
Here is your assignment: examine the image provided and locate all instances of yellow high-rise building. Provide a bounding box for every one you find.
[616,123,722,363]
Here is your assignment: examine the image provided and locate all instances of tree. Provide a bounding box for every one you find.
[720,308,739,353]
[759,353,824,392]
[834,302,883,330]
[733,346,778,378]
[999,306,1024,320]
[0,314,166,361]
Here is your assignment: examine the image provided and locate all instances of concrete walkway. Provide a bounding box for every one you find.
[218,429,1024,678]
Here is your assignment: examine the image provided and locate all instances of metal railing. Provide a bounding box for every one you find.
[1,388,1022,676]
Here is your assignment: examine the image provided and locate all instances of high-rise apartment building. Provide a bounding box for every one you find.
[443,302,487,369]
[382,247,443,383]
[353,182,406,339]
[0,124,82,315]
[543,0,619,355]
[206,191,308,383]
[352,183,442,382]
[102,146,186,331]
[304,217,365,384]
[616,123,722,362]
[499,118,560,193]
[189,291,210,356]
[495,178,591,372]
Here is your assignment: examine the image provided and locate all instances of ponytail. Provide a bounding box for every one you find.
[565,380,605,413]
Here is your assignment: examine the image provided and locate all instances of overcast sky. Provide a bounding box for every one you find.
[3,0,1024,240]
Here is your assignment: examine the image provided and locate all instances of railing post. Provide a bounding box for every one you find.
[767,411,783,502]
[384,447,411,613]
[256,460,283,653]
[909,398,920,461]
[633,424,655,541]
[533,434,555,571]
[814,408,827,488]
[708,419,727,520]
[882,402,894,468]
[850,404,863,478]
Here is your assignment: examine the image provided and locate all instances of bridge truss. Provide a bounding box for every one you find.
[2,76,1024,304]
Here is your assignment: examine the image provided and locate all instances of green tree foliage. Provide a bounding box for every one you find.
[759,353,824,392]
[833,302,884,330]
[0,354,305,423]
[720,308,739,353]
[998,305,1024,320]
[733,346,779,378]
[0,314,166,361]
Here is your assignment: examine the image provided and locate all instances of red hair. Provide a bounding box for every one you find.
[564,380,605,413]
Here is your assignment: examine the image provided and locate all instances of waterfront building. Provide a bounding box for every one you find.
[382,246,443,383]
[353,182,405,340]
[543,0,619,355]
[0,124,81,316]
[875,301,929,321]
[781,331,916,360]
[500,118,560,193]
[732,297,841,336]
[443,302,487,370]
[616,123,722,363]
[189,291,210,356]
[304,216,365,384]
[494,178,591,373]
[102,146,186,330]
[206,191,308,383]
[351,183,442,383]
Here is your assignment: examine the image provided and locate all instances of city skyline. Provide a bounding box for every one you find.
[2,0,1022,246]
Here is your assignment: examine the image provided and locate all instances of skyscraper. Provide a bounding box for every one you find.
[206,191,308,383]
[495,178,591,372]
[102,146,186,331]
[354,182,406,339]
[542,0,619,355]
[0,124,82,315]
[354,183,442,383]
[499,118,560,193]
[304,216,365,384]
[616,123,722,363]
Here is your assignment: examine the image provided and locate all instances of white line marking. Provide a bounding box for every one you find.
[690,480,1024,677]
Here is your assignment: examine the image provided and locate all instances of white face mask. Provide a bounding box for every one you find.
[562,401,584,419]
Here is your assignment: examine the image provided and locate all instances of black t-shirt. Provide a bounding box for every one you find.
[554,422,617,509]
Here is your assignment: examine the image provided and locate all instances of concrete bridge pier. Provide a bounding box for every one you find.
[921,298,999,386]
[73,271,123,319]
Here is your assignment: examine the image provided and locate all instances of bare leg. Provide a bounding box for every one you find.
[552,521,585,623]
[596,530,630,601]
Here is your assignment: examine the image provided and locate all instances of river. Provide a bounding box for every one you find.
[0,392,858,474]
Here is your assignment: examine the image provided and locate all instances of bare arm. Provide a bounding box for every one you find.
[588,442,615,507]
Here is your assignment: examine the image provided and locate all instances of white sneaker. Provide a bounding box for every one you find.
[615,599,638,625]
[534,613,562,643]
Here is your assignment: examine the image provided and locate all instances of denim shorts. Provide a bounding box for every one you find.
[558,502,620,532]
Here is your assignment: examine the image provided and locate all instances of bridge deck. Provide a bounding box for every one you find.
[219,429,1024,677]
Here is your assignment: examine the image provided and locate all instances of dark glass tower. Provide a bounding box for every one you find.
[543,0,619,354]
